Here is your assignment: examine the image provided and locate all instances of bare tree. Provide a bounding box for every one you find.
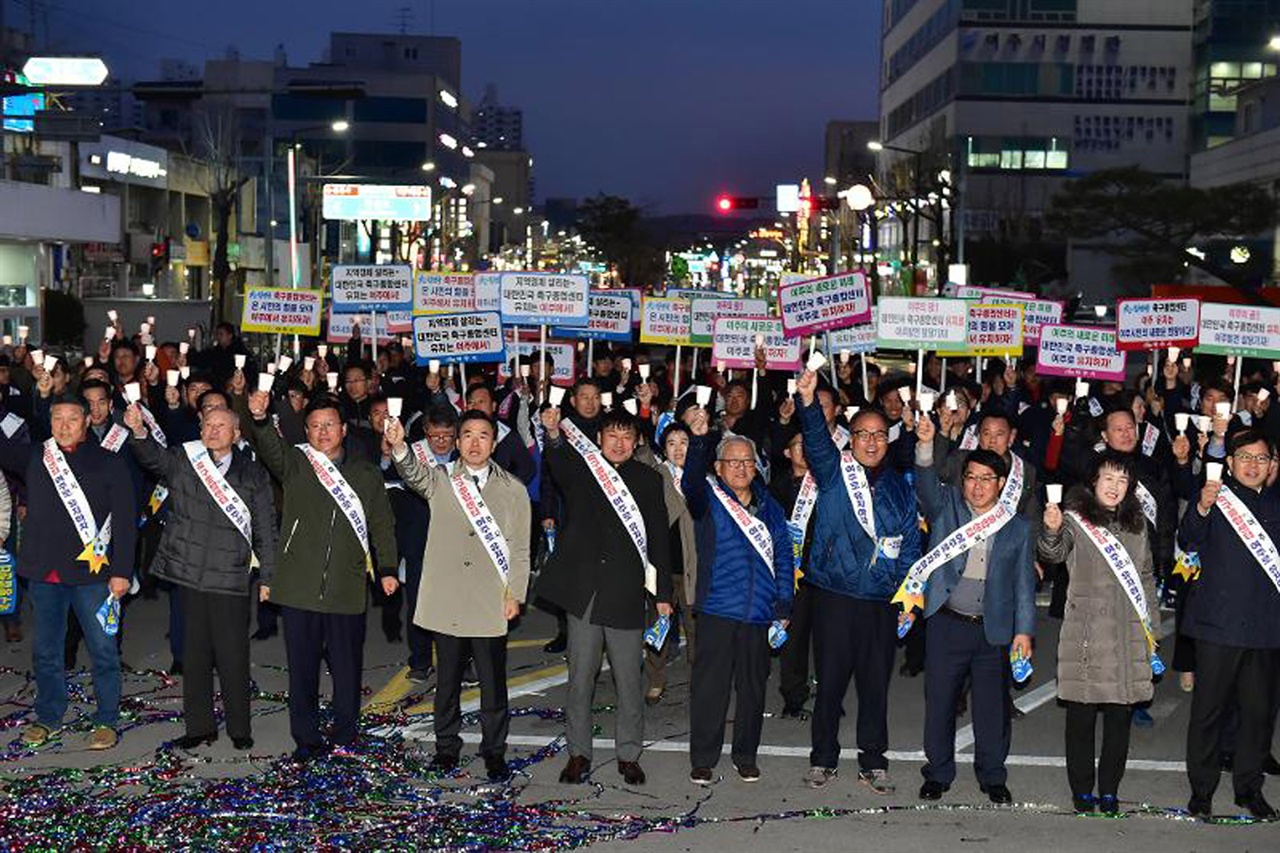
[193,103,250,324]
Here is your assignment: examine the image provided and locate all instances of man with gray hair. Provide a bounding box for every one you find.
[682,407,794,784]
[124,403,277,751]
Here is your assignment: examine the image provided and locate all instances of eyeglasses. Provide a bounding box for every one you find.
[852,429,889,443]
[1234,452,1273,464]
[963,473,999,484]
[718,458,756,469]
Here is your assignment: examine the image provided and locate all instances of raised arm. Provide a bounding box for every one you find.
[386,415,441,503]
[795,370,841,492]
[243,390,294,482]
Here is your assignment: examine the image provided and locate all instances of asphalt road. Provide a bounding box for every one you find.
[0,593,1276,851]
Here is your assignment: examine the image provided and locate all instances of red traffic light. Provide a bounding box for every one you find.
[715,194,759,213]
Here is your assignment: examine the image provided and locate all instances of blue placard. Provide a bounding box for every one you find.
[411,311,507,365]
[552,292,635,342]
[499,271,590,326]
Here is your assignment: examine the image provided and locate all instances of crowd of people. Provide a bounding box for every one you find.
[0,318,1276,818]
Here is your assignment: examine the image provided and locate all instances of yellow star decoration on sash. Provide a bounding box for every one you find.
[77,538,109,575]
[891,581,923,615]
[147,487,166,515]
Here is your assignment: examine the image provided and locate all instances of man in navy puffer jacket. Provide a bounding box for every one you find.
[796,368,921,794]
[682,406,793,784]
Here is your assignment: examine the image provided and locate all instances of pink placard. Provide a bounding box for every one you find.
[777,271,872,337]
[1035,323,1127,381]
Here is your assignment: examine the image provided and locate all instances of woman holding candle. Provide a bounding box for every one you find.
[1037,451,1159,815]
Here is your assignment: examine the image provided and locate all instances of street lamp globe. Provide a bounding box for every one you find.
[867,141,885,152]
[331,120,350,133]
[846,184,875,212]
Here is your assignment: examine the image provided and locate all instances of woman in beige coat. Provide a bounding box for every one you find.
[1038,451,1159,816]
[386,410,531,783]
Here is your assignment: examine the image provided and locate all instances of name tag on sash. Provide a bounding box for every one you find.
[1068,511,1158,651]
[707,476,774,574]
[448,467,512,586]
[298,444,372,573]
[1214,485,1280,595]
[42,439,113,574]
[560,419,655,593]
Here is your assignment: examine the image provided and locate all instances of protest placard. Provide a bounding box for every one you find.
[778,271,872,337]
[640,296,692,345]
[474,272,501,312]
[415,272,475,313]
[1036,323,1127,381]
[1115,298,1200,351]
[326,309,395,345]
[1197,302,1280,359]
[614,288,644,326]
[711,316,801,371]
[690,296,768,345]
[241,287,323,335]
[827,306,878,354]
[957,285,1064,344]
[938,303,1025,357]
[330,265,412,313]
[875,296,969,351]
[384,309,413,334]
[410,311,505,364]
[552,292,634,341]
[499,271,589,325]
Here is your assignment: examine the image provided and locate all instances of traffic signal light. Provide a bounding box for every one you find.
[150,238,170,277]
[715,194,760,213]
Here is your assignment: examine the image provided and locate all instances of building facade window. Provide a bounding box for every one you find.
[966,135,1069,170]
[960,0,1076,23]
[887,68,956,138]
[959,61,1074,97]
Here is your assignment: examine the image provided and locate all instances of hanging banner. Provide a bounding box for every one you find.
[1115,298,1200,351]
[1195,302,1280,359]
[875,296,969,351]
[1036,323,1128,381]
[241,287,324,335]
[690,296,769,346]
[957,285,1064,345]
[326,309,395,345]
[411,311,506,364]
[330,264,412,313]
[827,306,879,354]
[778,271,872,337]
[499,271,590,326]
[640,296,692,345]
[414,272,475,313]
[552,292,635,342]
[712,316,802,371]
[938,303,1025,357]
[497,341,576,386]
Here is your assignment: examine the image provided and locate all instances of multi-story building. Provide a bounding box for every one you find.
[877,0,1195,298]
[824,120,880,188]
[471,83,524,151]
[63,78,145,134]
[1191,0,1280,150]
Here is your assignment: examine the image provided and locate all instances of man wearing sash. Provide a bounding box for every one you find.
[795,369,921,793]
[0,395,137,750]
[464,384,536,485]
[682,407,793,783]
[245,392,399,761]
[1177,429,1280,820]
[385,410,531,782]
[124,404,276,751]
[910,415,1035,803]
[537,406,672,786]
[932,409,1039,524]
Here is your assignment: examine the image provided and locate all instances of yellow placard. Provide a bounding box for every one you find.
[240,287,324,335]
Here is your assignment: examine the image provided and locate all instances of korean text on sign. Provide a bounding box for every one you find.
[499,272,590,326]
[415,272,475,313]
[552,292,635,342]
[497,341,576,386]
[411,311,506,364]
[241,287,324,335]
[875,296,969,351]
[690,297,769,345]
[1196,302,1280,359]
[330,264,412,313]
[1035,324,1127,381]
[939,303,1025,357]
[778,271,872,337]
[711,316,801,371]
[640,297,692,345]
[1115,298,1200,351]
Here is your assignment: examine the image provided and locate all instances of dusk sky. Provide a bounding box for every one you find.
[38,0,882,213]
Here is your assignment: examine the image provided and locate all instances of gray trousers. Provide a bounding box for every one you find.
[566,599,645,763]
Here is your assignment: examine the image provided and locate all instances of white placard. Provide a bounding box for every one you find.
[875,297,968,350]
[330,264,413,313]
[499,271,590,326]
[410,311,506,364]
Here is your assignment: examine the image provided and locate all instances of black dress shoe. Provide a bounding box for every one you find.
[1098,794,1120,814]
[173,733,217,750]
[251,627,278,641]
[429,753,459,773]
[1073,793,1096,814]
[485,755,511,782]
[1186,796,1212,818]
[1263,754,1280,776]
[543,634,567,654]
[290,742,330,763]
[919,780,948,800]
[559,755,590,784]
[617,760,646,785]
[231,736,254,750]
[981,783,1013,805]
[1234,792,1278,820]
